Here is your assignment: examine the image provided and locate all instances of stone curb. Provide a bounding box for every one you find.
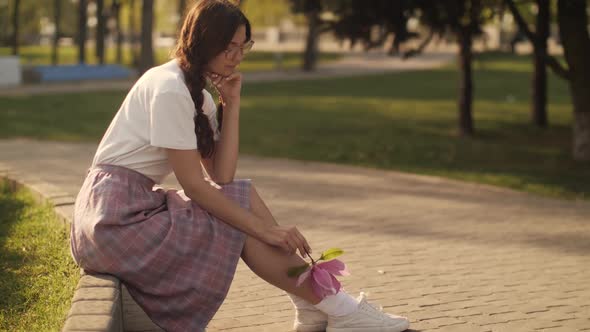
[0,163,123,332]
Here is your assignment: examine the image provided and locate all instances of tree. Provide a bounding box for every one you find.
[301,0,322,71]
[78,0,88,64]
[506,0,590,160]
[111,0,123,64]
[317,0,492,137]
[52,0,62,65]
[288,0,324,71]
[178,0,187,33]
[450,0,484,136]
[11,0,20,55]
[130,0,139,68]
[139,0,155,74]
[504,0,551,127]
[96,0,107,65]
[557,0,590,161]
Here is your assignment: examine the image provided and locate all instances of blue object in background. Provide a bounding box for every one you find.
[33,64,133,82]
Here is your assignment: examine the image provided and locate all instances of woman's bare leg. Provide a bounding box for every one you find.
[240,185,321,305]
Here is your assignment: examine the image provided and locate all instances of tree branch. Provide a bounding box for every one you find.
[545,54,571,80]
[402,29,434,59]
[505,0,571,80]
[503,0,537,42]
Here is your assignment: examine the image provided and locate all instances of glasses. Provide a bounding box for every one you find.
[223,40,255,60]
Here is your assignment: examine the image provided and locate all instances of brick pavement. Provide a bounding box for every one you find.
[1,139,589,331]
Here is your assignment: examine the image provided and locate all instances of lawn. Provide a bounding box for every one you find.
[0,51,588,200]
[0,181,79,331]
[0,45,341,72]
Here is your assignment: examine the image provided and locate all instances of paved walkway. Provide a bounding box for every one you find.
[1,138,590,332]
[0,52,453,96]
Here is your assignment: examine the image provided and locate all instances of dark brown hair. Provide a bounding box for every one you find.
[173,0,251,158]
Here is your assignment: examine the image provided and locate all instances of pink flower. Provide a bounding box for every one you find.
[296,259,350,298]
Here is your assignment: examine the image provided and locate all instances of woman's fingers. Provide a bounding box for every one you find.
[285,226,310,258]
[294,228,312,257]
[224,71,241,82]
[265,225,311,258]
[207,72,223,87]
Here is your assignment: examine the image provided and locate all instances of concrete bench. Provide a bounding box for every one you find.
[0,172,161,332]
[32,64,134,83]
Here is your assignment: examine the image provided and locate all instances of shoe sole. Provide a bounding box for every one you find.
[294,322,329,332]
[326,320,410,332]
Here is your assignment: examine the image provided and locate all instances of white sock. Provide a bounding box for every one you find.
[287,292,317,311]
[313,291,359,317]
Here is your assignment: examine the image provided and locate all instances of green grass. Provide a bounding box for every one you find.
[0,181,79,331]
[0,45,341,72]
[0,51,588,200]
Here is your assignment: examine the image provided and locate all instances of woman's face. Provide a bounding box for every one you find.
[206,25,248,77]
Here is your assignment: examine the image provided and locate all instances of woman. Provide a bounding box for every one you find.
[70,1,410,331]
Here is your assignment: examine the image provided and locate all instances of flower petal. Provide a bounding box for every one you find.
[311,277,329,298]
[296,266,313,287]
[312,266,334,290]
[330,274,342,294]
[312,267,338,295]
[317,259,350,276]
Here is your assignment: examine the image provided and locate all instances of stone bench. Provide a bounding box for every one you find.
[30,64,134,83]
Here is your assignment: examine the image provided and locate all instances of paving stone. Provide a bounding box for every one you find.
[1,139,589,331]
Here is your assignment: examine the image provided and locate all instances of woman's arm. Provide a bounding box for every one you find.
[207,101,240,184]
[203,72,242,184]
[167,148,312,257]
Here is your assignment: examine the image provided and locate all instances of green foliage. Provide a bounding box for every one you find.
[0,181,80,331]
[242,0,297,27]
[319,248,343,261]
[0,0,94,46]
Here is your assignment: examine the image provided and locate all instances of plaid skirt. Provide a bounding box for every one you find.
[70,164,251,331]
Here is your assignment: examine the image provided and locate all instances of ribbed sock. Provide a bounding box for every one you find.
[287,293,318,311]
[313,291,359,317]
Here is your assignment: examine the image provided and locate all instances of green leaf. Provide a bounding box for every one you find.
[319,248,344,261]
[287,263,311,278]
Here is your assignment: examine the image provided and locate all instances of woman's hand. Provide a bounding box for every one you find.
[258,225,312,258]
[207,71,242,107]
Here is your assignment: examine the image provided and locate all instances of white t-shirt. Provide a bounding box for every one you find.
[92,59,220,183]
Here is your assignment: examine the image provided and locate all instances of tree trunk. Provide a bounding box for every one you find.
[558,0,590,161]
[139,0,155,74]
[457,26,474,137]
[78,0,88,64]
[113,0,123,64]
[130,0,139,68]
[303,4,321,72]
[532,0,549,127]
[178,0,187,33]
[96,0,106,65]
[52,0,61,65]
[11,0,20,55]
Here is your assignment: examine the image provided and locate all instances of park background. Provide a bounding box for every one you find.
[1,0,590,331]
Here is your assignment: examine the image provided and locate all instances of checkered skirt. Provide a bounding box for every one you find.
[70,164,251,331]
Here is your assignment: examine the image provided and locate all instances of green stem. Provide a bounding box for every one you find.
[305,248,316,265]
